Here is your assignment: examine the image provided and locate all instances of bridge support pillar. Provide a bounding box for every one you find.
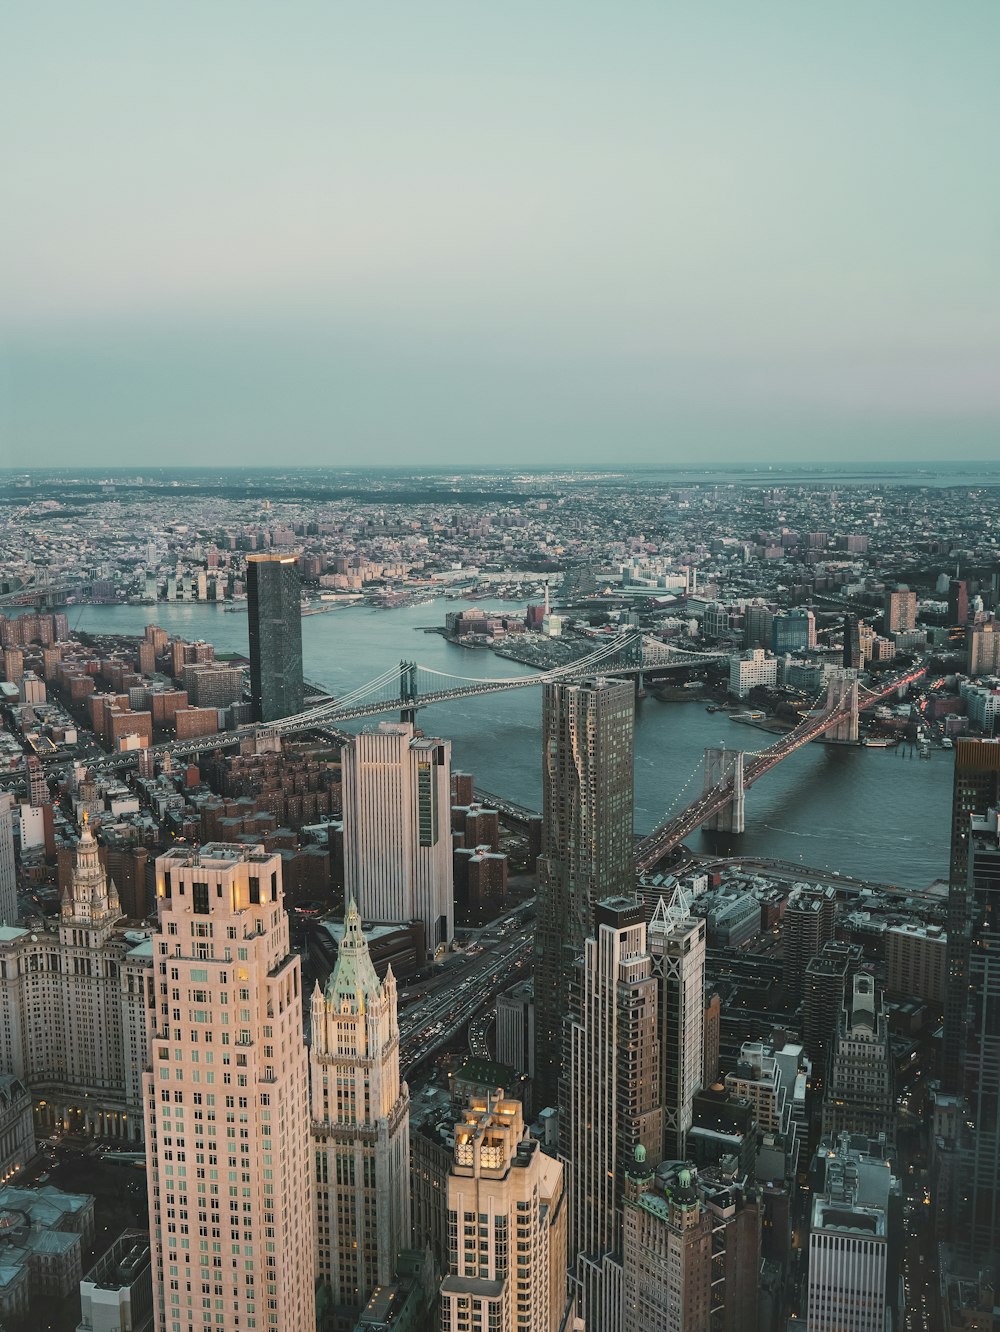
[399,660,419,726]
[701,747,745,833]
[825,669,860,742]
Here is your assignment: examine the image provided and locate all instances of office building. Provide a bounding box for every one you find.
[439,1093,567,1332]
[648,888,705,1160]
[564,897,662,1328]
[821,974,893,1142]
[246,553,304,722]
[949,578,969,627]
[771,608,816,654]
[883,585,918,634]
[802,941,863,1087]
[943,739,1000,1093]
[77,1230,153,1332]
[0,816,151,1141]
[310,899,410,1323]
[743,603,774,650]
[622,1158,760,1332]
[806,1138,899,1332]
[0,792,16,927]
[534,677,635,1112]
[143,843,313,1332]
[945,809,1000,1273]
[342,721,454,952]
[842,615,863,671]
[495,980,534,1079]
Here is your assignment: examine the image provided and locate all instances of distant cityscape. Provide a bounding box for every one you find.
[1,466,1000,1330]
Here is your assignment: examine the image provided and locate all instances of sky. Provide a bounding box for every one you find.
[2,1,999,468]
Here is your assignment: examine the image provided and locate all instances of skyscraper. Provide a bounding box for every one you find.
[310,899,410,1322]
[842,614,863,670]
[949,577,969,627]
[439,1093,567,1332]
[0,793,16,927]
[342,721,454,951]
[246,553,304,722]
[144,843,313,1332]
[947,808,1000,1272]
[534,677,635,1111]
[564,897,662,1330]
[821,974,893,1143]
[943,738,1000,1093]
[806,1138,899,1332]
[648,888,705,1160]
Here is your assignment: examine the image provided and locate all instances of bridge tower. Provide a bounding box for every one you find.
[399,660,419,725]
[701,747,745,834]
[824,669,860,742]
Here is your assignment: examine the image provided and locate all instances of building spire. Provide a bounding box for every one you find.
[324,896,382,1012]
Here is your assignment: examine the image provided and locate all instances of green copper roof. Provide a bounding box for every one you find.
[323,897,382,1011]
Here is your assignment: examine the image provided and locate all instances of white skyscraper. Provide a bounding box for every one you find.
[648,887,706,1160]
[0,793,16,927]
[439,1093,567,1332]
[342,721,453,953]
[310,898,410,1321]
[806,1139,896,1332]
[144,844,313,1332]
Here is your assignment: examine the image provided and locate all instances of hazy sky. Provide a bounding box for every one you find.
[3,2,998,468]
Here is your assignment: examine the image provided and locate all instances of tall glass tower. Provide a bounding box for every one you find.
[247,554,304,722]
[533,677,635,1113]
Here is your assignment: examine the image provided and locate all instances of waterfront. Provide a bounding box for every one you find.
[62,598,951,889]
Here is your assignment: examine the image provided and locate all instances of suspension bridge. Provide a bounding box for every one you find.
[634,662,927,872]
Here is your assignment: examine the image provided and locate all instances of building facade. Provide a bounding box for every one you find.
[821,975,893,1143]
[439,1093,567,1332]
[564,897,662,1329]
[648,889,705,1161]
[0,817,152,1141]
[342,721,454,952]
[310,899,410,1324]
[534,678,635,1112]
[143,844,313,1332]
[247,553,304,722]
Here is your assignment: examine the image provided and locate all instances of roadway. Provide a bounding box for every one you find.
[397,918,532,1073]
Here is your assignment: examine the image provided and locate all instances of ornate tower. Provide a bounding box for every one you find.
[311,898,411,1323]
[60,812,121,942]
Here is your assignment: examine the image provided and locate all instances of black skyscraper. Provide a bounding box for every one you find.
[943,738,1000,1094]
[247,554,304,722]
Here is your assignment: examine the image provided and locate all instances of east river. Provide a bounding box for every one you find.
[62,598,951,890]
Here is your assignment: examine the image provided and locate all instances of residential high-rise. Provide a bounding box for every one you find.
[534,677,635,1111]
[783,884,837,999]
[144,843,313,1332]
[25,754,47,807]
[439,1093,567,1332]
[648,888,705,1160]
[0,793,16,927]
[564,897,662,1330]
[943,738,1000,1093]
[883,585,918,634]
[342,721,454,952]
[246,553,304,722]
[310,899,410,1323]
[821,974,893,1143]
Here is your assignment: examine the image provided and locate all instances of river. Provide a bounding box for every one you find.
[59,598,951,889]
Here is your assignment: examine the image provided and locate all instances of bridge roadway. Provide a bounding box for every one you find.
[634,663,927,874]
